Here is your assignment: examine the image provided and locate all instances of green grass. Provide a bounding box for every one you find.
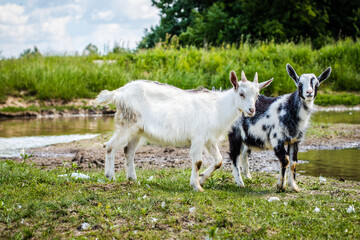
[0,39,359,104]
[1,160,359,239]
[315,92,360,106]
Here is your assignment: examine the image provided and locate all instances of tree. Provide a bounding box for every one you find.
[138,0,218,48]
[83,43,99,56]
[139,0,360,49]
[20,46,41,58]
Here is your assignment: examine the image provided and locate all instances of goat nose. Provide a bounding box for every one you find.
[306,89,313,94]
[249,108,255,113]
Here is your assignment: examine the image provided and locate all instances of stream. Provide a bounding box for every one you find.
[0,111,359,181]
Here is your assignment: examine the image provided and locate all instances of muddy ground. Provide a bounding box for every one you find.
[8,122,359,175]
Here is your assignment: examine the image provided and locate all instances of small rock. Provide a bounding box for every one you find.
[319,176,326,183]
[58,173,90,179]
[77,222,90,231]
[189,207,196,213]
[268,197,280,202]
[346,205,355,213]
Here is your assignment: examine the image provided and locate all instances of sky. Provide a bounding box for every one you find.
[0,0,160,58]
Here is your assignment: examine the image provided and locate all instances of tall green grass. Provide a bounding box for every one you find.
[0,39,359,102]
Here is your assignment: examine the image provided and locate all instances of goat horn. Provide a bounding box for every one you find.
[254,72,258,83]
[241,71,247,82]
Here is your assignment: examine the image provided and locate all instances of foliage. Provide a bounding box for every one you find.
[0,160,359,238]
[315,92,360,106]
[138,0,217,48]
[19,46,41,58]
[140,0,360,49]
[0,40,359,103]
[83,43,99,56]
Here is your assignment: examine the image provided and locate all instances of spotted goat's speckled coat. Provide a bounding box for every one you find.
[228,64,331,192]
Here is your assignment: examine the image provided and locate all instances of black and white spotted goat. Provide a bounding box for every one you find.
[228,64,331,192]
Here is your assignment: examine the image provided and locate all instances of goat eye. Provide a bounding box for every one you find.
[240,93,245,98]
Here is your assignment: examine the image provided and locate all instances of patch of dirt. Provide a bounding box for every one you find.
[0,97,115,118]
[0,97,96,108]
[302,123,360,150]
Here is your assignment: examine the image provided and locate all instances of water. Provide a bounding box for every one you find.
[298,148,360,181]
[0,116,114,138]
[297,111,360,181]
[0,111,359,180]
[0,134,99,158]
[0,116,114,158]
[311,111,360,124]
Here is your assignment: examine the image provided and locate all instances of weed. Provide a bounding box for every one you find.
[20,149,34,165]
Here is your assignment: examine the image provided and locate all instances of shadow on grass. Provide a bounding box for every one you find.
[136,175,275,196]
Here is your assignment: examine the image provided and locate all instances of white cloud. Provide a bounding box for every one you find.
[0,3,28,25]
[92,10,114,21]
[0,0,160,58]
[41,16,72,40]
[88,23,142,49]
[121,0,159,20]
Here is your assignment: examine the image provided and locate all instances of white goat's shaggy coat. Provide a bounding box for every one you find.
[96,72,273,191]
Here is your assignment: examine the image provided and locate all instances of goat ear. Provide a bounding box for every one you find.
[259,78,273,91]
[230,71,239,90]
[253,72,258,83]
[241,71,247,82]
[286,63,299,86]
[317,67,331,84]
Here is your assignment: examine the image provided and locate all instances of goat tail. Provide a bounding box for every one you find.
[95,90,115,105]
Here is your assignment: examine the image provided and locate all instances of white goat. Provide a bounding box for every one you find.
[96,71,273,191]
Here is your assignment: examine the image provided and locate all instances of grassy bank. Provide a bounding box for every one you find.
[0,39,359,105]
[1,160,359,239]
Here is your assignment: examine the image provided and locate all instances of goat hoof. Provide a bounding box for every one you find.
[244,174,252,179]
[290,185,300,192]
[195,186,204,192]
[276,184,286,192]
[199,177,206,186]
[105,173,115,180]
[190,183,204,192]
[127,176,137,182]
[236,182,245,188]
